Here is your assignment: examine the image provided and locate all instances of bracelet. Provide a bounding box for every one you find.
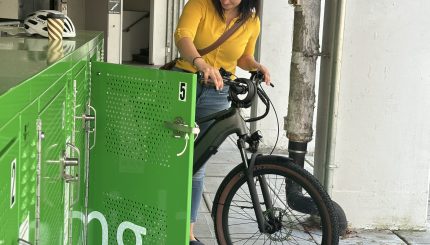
[192,56,203,66]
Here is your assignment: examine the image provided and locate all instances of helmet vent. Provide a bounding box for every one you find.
[37,15,48,20]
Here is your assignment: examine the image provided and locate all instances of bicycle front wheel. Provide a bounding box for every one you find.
[212,155,339,245]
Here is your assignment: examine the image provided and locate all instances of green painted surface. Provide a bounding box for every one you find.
[19,101,39,243]
[0,31,102,244]
[1,31,197,244]
[38,86,67,244]
[0,117,20,244]
[88,62,196,245]
[0,31,103,95]
[0,31,103,127]
[70,62,90,245]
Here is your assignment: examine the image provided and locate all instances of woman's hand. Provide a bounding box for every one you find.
[257,63,271,85]
[237,54,271,85]
[194,58,224,90]
[176,37,224,90]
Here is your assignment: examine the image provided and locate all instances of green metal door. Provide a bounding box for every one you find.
[69,63,90,245]
[19,101,39,244]
[0,118,20,244]
[37,87,67,244]
[88,62,196,245]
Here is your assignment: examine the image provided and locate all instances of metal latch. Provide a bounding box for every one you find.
[62,143,80,183]
[164,117,200,138]
[76,104,97,150]
[164,117,200,156]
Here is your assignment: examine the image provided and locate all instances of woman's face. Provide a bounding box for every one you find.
[220,0,242,11]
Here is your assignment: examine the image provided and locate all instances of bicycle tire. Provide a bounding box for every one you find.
[212,155,339,245]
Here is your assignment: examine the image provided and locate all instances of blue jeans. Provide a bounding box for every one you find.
[191,82,230,223]
[170,67,230,223]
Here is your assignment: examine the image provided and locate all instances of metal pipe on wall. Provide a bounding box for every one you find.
[165,0,185,62]
[171,0,180,60]
[165,0,174,62]
[249,0,264,134]
[314,0,347,196]
[313,0,349,234]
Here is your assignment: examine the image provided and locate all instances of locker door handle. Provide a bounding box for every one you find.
[88,105,97,150]
[76,104,97,150]
[164,117,200,138]
[63,143,82,208]
[164,117,200,156]
[62,143,80,183]
[64,158,79,167]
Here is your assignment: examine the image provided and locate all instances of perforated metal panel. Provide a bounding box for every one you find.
[88,62,196,245]
[104,76,175,167]
[70,63,90,245]
[19,102,39,243]
[0,118,20,244]
[39,86,67,244]
[103,193,167,244]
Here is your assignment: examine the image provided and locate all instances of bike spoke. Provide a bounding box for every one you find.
[224,172,326,244]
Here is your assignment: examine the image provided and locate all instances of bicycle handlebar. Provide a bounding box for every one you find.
[196,68,273,122]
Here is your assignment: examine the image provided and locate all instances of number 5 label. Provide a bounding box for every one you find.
[178,82,187,102]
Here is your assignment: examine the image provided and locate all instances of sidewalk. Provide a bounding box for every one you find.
[195,137,430,244]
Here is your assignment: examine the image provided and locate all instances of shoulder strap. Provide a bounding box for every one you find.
[197,20,244,56]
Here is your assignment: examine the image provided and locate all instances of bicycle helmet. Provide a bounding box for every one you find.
[24,10,76,38]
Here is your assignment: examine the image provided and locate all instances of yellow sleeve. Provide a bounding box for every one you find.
[243,17,261,56]
[174,0,206,44]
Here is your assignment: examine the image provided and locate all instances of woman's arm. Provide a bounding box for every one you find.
[174,0,223,89]
[176,37,224,89]
[237,54,271,84]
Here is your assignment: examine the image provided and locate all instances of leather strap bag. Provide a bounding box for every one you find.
[160,20,244,70]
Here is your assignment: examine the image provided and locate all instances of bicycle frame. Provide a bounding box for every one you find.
[193,95,276,233]
[193,106,247,174]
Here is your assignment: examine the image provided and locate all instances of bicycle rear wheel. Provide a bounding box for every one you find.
[212,155,339,245]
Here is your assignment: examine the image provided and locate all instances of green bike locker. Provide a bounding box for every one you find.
[0,31,196,244]
[37,79,68,244]
[87,62,196,245]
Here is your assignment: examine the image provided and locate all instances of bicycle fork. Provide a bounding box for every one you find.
[237,138,275,234]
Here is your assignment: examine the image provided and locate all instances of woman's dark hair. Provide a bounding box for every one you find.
[212,0,260,22]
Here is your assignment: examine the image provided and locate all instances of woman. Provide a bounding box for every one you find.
[173,0,270,244]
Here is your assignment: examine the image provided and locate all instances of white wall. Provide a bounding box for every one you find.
[149,0,167,65]
[318,0,430,229]
[258,1,294,152]
[0,0,19,19]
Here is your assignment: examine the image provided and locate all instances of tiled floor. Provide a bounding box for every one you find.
[194,137,430,244]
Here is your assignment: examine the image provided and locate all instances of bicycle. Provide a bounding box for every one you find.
[193,69,339,244]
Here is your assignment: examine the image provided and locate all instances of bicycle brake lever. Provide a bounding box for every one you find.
[219,67,232,77]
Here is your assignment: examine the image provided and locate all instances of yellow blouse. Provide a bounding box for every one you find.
[174,0,260,74]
